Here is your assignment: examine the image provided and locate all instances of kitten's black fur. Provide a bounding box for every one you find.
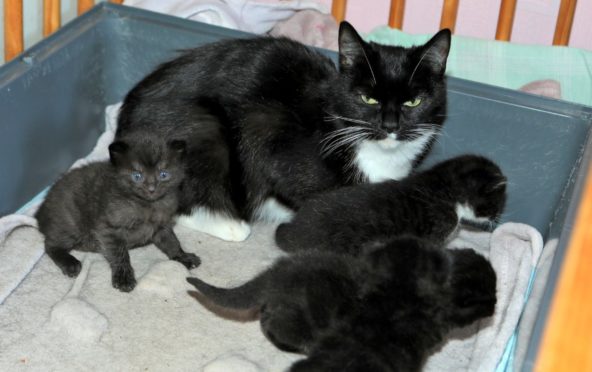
[276,155,507,255]
[187,237,497,371]
[35,136,201,292]
[116,22,451,227]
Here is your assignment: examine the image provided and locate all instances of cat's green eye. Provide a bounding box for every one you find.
[361,95,379,105]
[403,98,422,107]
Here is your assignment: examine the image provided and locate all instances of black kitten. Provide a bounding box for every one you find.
[116,22,451,242]
[276,155,507,255]
[35,136,201,292]
[290,240,497,372]
[186,236,497,370]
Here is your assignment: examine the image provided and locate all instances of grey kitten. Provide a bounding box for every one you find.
[35,135,201,292]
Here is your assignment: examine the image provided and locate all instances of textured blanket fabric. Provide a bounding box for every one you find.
[0,105,544,371]
[0,222,543,371]
[425,223,543,372]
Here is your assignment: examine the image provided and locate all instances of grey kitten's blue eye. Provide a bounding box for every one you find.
[159,170,170,181]
[131,171,143,183]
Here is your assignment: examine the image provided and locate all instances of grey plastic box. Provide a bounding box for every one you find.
[1,3,590,370]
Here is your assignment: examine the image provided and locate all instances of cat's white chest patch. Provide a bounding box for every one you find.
[354,132,433,182]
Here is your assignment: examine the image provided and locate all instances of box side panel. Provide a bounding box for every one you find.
[0,10,110,216]
[100,9,253,104]
[515,131,592,371]
[422,81,592,236]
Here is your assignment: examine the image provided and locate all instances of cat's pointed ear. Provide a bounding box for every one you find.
[108,141,129,165]
[420,29,451,76]
[338,21,367,70]
[168,140,187,157]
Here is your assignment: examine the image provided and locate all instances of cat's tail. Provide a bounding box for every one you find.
[186,274,266,310]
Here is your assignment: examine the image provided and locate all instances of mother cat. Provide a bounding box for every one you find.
[116,22,451,241]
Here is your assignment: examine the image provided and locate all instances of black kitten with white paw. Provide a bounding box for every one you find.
[276,154,506,255]
[36,135,201,292]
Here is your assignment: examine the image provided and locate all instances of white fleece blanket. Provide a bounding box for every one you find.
[0,105,544,371]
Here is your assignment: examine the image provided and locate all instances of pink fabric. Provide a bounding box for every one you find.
[519,79,562,99]
[269,10,338,50]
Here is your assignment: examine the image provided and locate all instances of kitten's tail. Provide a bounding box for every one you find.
[186,275,266,310]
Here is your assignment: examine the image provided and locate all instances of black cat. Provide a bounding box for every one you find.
[116,22,451,242]
[35,135,201,292]
[187,237,496,371]
[275,155,507,255]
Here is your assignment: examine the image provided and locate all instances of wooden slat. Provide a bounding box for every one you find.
[43,0,61,37]
[77,0,94,15]
[110,0,123,4]
[535,163,592,371]
[4,0,24,61]
[553,0,577,46]
[331,0,347,23]
[495,0,517,41]
[388,0,405,29]
[440,0,459,32]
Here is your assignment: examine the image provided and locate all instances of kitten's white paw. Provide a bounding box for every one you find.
[455,203,491,224]
[176,208,251,242]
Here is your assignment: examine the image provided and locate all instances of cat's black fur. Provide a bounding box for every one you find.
[187,237,497,371]
[276,155,507,255]
[116,22,451,225]
[35,136,201,292]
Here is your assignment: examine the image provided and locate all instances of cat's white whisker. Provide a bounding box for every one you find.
[322,134,366,156]
[323,111,375,127]
[320,129,373,157]
[408,43,438,86]
[360,45,377,86]
[320,127,369,146]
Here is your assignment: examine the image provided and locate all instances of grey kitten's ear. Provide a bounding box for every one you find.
[338,21,366,70]
[420,29,451,76]
[108,141,129,165]
[169,140,187,156]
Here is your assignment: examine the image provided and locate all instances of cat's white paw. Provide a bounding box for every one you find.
[253,197,295,223]
[176,208,251,242]
[202,219,251,242]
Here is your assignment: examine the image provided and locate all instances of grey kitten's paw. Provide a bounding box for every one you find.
[48,251,82,278]
[61,259,82,278]
[173,252,201,269]
[112,269,137,292]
